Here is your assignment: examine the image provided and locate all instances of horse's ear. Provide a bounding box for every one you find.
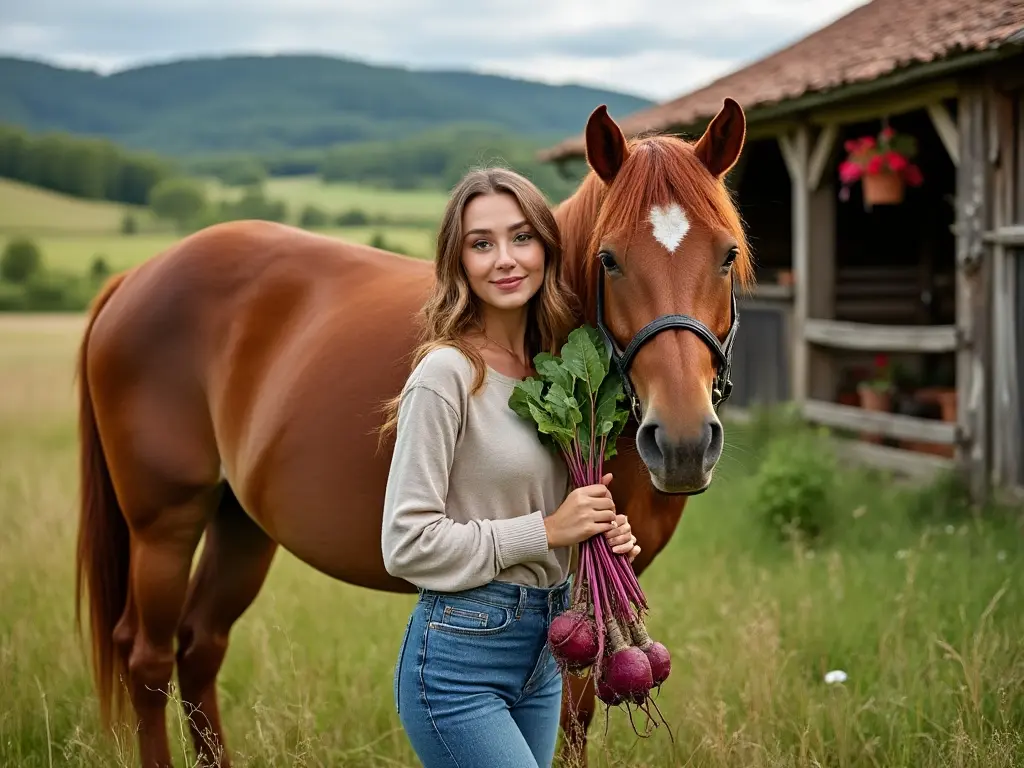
[693,98,746,178]
[585,105,628,184]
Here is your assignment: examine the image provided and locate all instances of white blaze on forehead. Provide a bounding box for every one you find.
[648,203,690,253]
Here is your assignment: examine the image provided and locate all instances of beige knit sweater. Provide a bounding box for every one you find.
[381,346,572,592]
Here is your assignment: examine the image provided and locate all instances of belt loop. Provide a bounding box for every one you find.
[515,586,526,619]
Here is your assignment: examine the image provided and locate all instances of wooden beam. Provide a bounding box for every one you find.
[808,124,838,191]
[808,80,959,127]
[745,283,794,301]
[828,437,956,480]
[778,133,800,181]
[927,101,961,167]
[804,319,959,352]
[983,225,1024,245]
[787,126,811,405]
[803,399,959,444]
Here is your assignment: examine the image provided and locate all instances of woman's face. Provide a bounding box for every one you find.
[460,192,546,314]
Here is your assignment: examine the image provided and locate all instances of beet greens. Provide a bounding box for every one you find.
[508,326,672,734]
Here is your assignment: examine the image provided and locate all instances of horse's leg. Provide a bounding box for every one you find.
[559,673,596,767]
[120,489,215,768]
[176,484,278,767]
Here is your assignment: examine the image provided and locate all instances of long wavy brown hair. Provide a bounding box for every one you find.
[378,167,578,443]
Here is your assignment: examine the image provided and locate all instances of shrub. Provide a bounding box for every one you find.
[90,255,111,282]
[299,204,330,229]
[1,238,43,284]
[750,429,839,544]
[335,208,369,226]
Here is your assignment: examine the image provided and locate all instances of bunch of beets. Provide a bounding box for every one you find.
[508,327,672,724]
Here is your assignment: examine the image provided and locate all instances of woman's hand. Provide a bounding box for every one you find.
[604,514,640,563]
[545,473,617,549]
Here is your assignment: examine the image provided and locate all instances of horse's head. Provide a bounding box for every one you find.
[581,99,752,495]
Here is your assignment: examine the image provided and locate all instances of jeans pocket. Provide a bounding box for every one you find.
[393,611,415,714]
[429,595,514,636]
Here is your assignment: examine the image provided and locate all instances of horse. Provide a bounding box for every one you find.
[74,98,751,768]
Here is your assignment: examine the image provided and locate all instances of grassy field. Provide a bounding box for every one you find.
[208,176,451,222]
[2,314,1023,768]
[0,178,441,282]
[0,178,156,236]
[31,226,436,275]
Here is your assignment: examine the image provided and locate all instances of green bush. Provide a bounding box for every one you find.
[750,429,839,544]
[299,204,330,229]
[335,208,369,226]
[0,281,27,311]
[1,238,43,284]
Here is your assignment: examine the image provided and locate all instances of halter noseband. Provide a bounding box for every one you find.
[594,260,739,425]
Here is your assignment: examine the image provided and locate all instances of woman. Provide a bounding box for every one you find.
[379,167,641,767]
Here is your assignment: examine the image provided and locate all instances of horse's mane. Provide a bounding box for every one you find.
[558,133,753,317]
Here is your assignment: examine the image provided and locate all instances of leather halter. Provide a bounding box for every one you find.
[594,261,739,425]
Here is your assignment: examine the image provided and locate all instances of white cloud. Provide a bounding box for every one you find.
[1,0,869,101]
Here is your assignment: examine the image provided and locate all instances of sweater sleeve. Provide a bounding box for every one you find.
[381,383,552,592]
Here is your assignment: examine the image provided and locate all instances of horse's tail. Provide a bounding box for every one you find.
[74,270,131,727]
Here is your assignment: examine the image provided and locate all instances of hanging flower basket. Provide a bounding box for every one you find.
[838,126,923,205]
[862,171,905,205]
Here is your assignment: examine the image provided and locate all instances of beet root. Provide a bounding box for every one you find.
[596,674,624,706]
[603,646,653,705]
[548,609,599,669]
[644,641,672,686]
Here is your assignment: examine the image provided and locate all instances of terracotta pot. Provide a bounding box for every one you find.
[915,386,958,423]
[857,383,892,444]
[862,172,904,205]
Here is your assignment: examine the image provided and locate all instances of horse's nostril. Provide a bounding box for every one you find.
[636,421,664,470]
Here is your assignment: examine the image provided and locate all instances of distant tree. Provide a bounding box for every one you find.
[121,211,138,234]
[299,204,330,229]
[220,159,267,187]
[335,208,369,226]
[90,255,111,282]
[149,177,208,230]
[1,238,43,284]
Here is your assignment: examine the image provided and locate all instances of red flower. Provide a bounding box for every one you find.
[838,160,862,184]
[858,136,876,152]
[866,155,884,175]
[903,164,923,186]
[874,353,889,369]
[880,126,896,141]
[885,151,908,172]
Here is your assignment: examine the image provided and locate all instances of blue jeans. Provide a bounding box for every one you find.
[393,579,571,767]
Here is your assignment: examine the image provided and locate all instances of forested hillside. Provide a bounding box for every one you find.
[0,55,651,156]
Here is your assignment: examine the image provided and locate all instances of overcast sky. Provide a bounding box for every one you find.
[1,0,868,101]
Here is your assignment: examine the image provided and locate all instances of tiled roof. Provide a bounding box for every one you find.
[541,0,1024,161]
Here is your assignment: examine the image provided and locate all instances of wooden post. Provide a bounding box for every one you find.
[954,82,992,503]
[779,126,810,404]
[779,124,837,404]
[989,89,1021,490]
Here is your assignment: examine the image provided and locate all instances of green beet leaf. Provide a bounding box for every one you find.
[561,327,606,404]
[534,352,574,394]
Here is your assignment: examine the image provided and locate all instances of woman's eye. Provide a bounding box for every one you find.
[514,232,532,243]
[473,240,490,250]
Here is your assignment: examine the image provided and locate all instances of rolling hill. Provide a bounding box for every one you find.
[0,55,653,156]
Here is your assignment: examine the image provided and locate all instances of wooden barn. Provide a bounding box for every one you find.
[541,0,1024,502]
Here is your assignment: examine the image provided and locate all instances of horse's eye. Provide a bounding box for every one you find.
[723,247,738,268]
[599,250,619,272]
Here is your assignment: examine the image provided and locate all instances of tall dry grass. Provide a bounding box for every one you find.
[1,314,1022,767]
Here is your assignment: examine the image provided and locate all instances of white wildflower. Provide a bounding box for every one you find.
[824,670,848,685]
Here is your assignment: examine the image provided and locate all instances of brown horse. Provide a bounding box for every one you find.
[74,99,750,768]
